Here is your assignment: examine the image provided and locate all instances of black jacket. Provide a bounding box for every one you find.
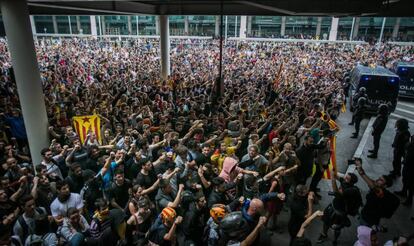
[392,129,410,152]
[372,115,388,136]
[296,142,325,177]
[183,203,206,244]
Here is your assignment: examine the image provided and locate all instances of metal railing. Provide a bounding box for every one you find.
[31,33,414,46]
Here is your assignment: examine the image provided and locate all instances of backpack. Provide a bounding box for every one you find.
[17,208,45,242]
[26,235,45,246]
[344,186,363,216]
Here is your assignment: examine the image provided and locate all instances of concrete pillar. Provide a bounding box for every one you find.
[1,0,49,166]
[378,17,386,44]
[127,16,132,35]
[329,17,339,41]
[90,16,97,36]
[280,16,286,37]
[215,16,220,37]
[136,16,139,35]
[316,17,322,37]
[392,17,401,39]
[52,15,58,34]
[352,17,360,39]
[29,15,36,34]
[160,15,170,80]
[239,16,247,38]
[247,16,252,36]
[101,16,106,35]
[184,16,189,35]
[155,16,160,35]
[68,16,72,35]
[76,16,81,33]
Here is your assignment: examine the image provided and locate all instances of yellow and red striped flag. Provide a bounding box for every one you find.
[341,103,346,113]
[72,114,101,144]
[273,62,284,89]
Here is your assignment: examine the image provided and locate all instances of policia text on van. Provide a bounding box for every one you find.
[393,62,414,98]
[349,65,399,113]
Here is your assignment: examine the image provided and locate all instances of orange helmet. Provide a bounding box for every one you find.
[161,207,176,223]
[210,205,227,223]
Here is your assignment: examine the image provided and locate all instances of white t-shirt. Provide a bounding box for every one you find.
[50,193,84,217]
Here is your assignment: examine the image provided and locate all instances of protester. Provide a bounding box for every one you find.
[0,37,413,245]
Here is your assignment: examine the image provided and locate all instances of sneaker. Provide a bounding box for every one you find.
[350,134,358,139]
[348,122,354,125]
[372,225,388,233]
[317,234,327,244]
[368,149,375,153]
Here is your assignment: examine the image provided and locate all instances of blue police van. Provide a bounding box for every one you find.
[393,62,414,98]
[349,65,399,113]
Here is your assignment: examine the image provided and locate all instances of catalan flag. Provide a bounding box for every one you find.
[72,114,101,144]
[341,103,346,113]
[311,115,340,179]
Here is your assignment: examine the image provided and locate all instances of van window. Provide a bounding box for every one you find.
[359,75,399,100]
[398,66,414,81]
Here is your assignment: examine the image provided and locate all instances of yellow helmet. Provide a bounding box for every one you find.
[210,205,227,223]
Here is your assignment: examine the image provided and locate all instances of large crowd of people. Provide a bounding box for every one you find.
[0,37,414,246]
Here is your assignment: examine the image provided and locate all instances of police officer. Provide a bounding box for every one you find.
[368,104,389,158]
[349,87,367,125]
[351,97,367,138]
[390,118,410,178]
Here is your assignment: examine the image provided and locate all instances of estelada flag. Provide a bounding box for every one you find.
[273,62,284,89]
[72,114,101,144]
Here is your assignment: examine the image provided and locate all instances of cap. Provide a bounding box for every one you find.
[161,207,176,223]
[210,206,227,223]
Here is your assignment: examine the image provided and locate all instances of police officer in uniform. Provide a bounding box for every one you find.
[349,87,367,126]
[368,104,389,158]
[351,97,367,139]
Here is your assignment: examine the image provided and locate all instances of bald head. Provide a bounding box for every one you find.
[247,198,264,216]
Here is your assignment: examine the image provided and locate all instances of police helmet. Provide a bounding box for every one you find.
[378,104,388,116]
[220,212,249,239]
[357,97,366,106]
[359,87,366,93]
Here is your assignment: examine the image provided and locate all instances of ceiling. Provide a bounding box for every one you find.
[25,0,414,17]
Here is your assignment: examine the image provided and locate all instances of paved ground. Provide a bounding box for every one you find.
[269,99,414,245]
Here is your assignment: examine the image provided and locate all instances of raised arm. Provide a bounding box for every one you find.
[166,184,184,208]
[240,217,267,246]
[296,210,324,238]
[355,159,375,189]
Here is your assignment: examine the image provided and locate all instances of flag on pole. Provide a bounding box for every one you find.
[273,62,284,89]
[72,114,101,144]
[341,103,346,113]
[311,115,340,179]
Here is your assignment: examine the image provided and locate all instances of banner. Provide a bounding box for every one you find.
[72,114,101,144]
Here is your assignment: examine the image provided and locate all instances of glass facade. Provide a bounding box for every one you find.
[1,15,414,41]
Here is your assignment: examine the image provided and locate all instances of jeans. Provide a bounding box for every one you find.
[69,233,85,246]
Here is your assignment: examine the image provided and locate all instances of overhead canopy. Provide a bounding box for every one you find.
[25,0,414,17]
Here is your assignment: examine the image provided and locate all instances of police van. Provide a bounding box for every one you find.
[349,65,399,113]
[393,62,414,98]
